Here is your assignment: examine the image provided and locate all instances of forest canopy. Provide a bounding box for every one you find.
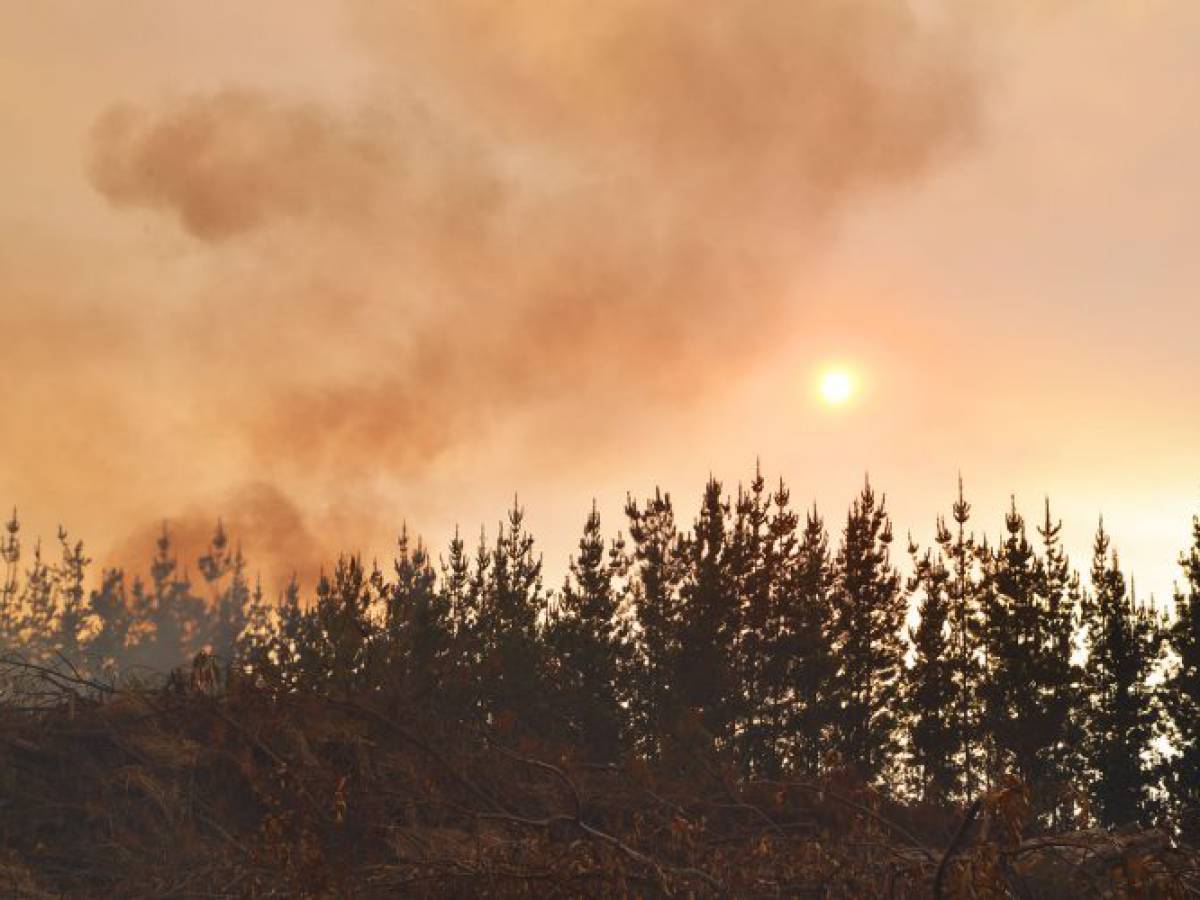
[1,467,1199,895]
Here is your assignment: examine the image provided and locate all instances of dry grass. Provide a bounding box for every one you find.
[0,659,1194,898]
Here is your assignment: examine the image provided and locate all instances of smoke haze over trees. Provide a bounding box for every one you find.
[3,468,1199,842]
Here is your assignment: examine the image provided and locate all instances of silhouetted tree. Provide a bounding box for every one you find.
[1,509,21,647]
[309,555,378,695]
[1080,522,1160,827]
[382,526,452,705]
[1032,500,1086,828]
[1164,509,1200,841]
[132,525,206,672]
[53,528,91,660]
[265,576,313,690]
[675,478,740,753]
[944,481,986,797]
[88,569,133,671]
[197,522,255,663]
[729,467,774,774]
[475,501,549,733]
[979,499,1044,790]
[779,501,838,778]
[19,540,56,661]
[829,480,906,784]
[624,488,685,758]
[545,503,629,761]
[437,526,483,716]
[905,531,959,802]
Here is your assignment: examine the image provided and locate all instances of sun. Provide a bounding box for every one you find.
[819,368,855,407]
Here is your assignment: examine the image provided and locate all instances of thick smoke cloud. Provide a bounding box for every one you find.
[108,483,324,592]
[76,0,977,583]
[89,92,395,242]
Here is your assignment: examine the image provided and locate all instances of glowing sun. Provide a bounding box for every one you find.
[819,368,855,406]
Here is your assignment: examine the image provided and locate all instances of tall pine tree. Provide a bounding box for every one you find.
[475,501,549,734]
[779,501,837,778]
[624,488,685,758]
[382,526,451,705]
[675,478,740,753]
[829,480,906,784]
[1032,500,1086,828]
[545,503,629,761]
[730,467,776,775]
[980,499,1044,790]
[1080,522,1160,827]
[905,531,959,802]
[1164,509,1200,841]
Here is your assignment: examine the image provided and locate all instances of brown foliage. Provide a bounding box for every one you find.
[0,659,1194,898]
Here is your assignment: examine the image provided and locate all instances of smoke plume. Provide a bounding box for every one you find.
[54,1,978,582]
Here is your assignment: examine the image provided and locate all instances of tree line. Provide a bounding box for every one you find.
[2,469,1199,841]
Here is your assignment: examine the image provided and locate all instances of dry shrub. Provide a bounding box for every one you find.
[0,663,1194,898]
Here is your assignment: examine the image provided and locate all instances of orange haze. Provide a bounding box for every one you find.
[0,1,1197,599]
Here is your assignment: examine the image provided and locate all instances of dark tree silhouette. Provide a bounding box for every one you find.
[828,479,906,784]
[729,467,776,775]
[1031,500,1086,828]
[309,555,378,695]
[53,529,92,660]
[624,487,685,758]
[197,521,254,663]
[382,526,452,706]
[779,501,838,778]
[89,569,133,671]
[944,481,985,798]
[979,499,1045,791]
[545,503,629,761]
[675,478,740,753]
[130,526,206,672]
[1,509,21,644]
[905,529,959,802]
[1164,510,1200,841]
[475,501,549,734]
[1080,521,1161,828]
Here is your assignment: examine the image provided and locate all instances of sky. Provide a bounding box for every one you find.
[0,0,1197,601]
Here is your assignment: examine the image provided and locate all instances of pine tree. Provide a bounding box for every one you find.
[53,528,92,660]
[310,555,378,694]
[944,481,985,797]
[19,539,57,662]
[136,525,206,672]
[1033,500,1086,828]
[779,501,837,778]
[438,526,483,717]
[269,576,313,690]
[0,509,21,649]
[980,499,1044,790]
[1080,522,1160,827]
[88,569,133,673]
[475,500,549,733]
[545,503,629,761]
[905,532,959,803]
[675,478,740,752]
[902,483,986,801]
[1164,509,1200,841]
[383,526,451,705]
[197,522,253,662]
[624,488,685,758]
[829,479,906,784]
[731,474,796,775]
[234,575,273,681]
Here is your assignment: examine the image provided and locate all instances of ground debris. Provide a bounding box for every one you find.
[0,664,1194,898]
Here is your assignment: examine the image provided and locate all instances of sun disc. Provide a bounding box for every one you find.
[819,369,854,406]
